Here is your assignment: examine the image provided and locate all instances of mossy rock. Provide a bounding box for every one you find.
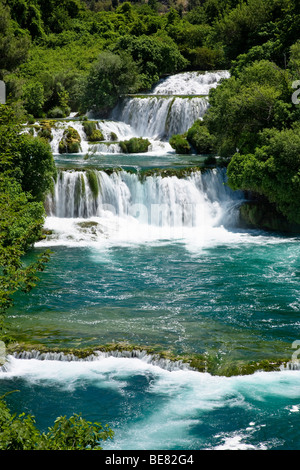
[59,126,81,154]
[139,167,203,180]
[119,137,151,153]
[38,127,53,142]
[83,121,104,142]
[88,129,104,142]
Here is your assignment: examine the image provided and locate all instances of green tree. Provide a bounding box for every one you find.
[204,60,291,157]
[17,134,57,202]
[115,34,188,90]
[0,1,31,77]
[0,105,54,330]
[0,177,49,325]
[80,51,140,114]
[227,125,300,225]
[23,81,45,117]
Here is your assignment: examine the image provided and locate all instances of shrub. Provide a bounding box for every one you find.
[47,107,67,118]
[0,398,114,450]
[186,120,216,154]
[169,134,191,154]
[59,126,81,153]
[119,137,150,153]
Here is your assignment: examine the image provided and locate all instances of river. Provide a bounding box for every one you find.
[0,71,300,450]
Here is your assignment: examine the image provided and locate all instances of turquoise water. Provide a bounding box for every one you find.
[1,154,300,450]
[1,204,300,449]
[5,236,300,361]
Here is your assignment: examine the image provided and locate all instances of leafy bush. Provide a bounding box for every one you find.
[119,137,151,153]
[80,51,140,114]
[186,120,216,154]
[227,125,300,224]
[0,397,113,450]
[169,134,191,154]
[204,60,292,157]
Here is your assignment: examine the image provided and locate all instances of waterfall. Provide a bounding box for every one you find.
[150,70,230,95]
[46,168,242,230]
[109,70,229,140]
[41,70,238,245]
[112,96,209,140]
[28,70,229,154]
[10,349,193,372]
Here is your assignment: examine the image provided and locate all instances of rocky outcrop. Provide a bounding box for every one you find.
[239,200,300,233]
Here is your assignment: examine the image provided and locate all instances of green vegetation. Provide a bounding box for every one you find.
[6,0,293,119]
[83,120,104,141]
[119,136,150,153]
[0,396,113,450]
[1,0,300,448]
[58,125,81,153]
[170,133,191,154]
[227,125,300,225]
[170,120,215,155]
[80,50,140,114]
[0,105,56,326]
[0,104,113,449]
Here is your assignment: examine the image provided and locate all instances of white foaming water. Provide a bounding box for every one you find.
[111,96,209,140]
[151,71,230,95]
[1,355,300,450]
[41,167,298,250]
[49,120,90,154]
[48,119,174,155]
[108,71,230,140]
[47,168,239,220]
[98,120,137,141]
[41,168,246,249]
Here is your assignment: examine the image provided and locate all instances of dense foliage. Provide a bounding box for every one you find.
[0,105,56,329]
[3,0,299,119]
[0,395,114,450]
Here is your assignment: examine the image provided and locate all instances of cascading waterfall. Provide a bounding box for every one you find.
[150,70,230,95]
[33,71,229,154]
[109,71,229,140]
[46,168,242,229]
[5,69,300,452]
[111,96,209,140]
[10,349,193,372]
